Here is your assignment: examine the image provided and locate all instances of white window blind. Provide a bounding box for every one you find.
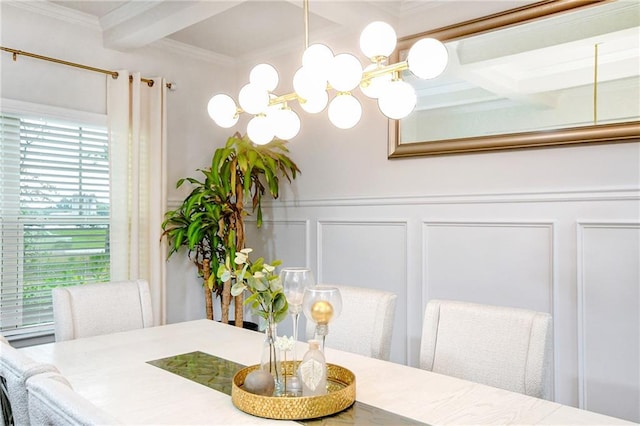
[0,113,110,337]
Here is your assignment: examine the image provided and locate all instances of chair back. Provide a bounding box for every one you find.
[27,372,121,425]
[0,341,59,425]
[420,299,553,399]
[306,284,397,360]
[53,279,153,341]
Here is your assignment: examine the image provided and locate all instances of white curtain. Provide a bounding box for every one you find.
[107,71,167,325]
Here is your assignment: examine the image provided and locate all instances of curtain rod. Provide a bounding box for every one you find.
[1,46,173,89]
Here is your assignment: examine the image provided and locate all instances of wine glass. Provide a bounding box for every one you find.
[279,267,315,390]
[302,286,342,352]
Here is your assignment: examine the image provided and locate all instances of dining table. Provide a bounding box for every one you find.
[19,319,633,425]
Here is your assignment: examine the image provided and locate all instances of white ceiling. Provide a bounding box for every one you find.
[46,1,540,62]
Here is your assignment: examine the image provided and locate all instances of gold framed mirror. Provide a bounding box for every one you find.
[388,0,640,158]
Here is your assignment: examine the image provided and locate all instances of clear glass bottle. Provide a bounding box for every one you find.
[260,315,283,396]
[297,339,327,396]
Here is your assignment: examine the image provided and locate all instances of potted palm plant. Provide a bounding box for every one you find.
[161,133,300,325]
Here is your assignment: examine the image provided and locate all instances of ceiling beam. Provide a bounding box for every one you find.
[101,1,245,51]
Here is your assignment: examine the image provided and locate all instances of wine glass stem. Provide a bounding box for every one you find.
[292,312,299,373]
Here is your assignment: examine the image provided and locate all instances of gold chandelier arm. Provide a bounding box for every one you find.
[267,59,410,108]
[362,60,409,81]
[270,92,301,106]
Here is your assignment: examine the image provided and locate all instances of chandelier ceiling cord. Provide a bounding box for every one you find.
[207,0,449,145]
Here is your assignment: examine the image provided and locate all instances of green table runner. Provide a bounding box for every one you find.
[148,351,426,425]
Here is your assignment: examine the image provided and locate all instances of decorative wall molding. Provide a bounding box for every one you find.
[421,220,558,394]
[316,219,410,363]
[169,187,639,212]
[576,221,640,414]
[245,219,311,267]
[317,219,409,282]
[259,187,640,208]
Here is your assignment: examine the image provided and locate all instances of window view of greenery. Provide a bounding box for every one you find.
[0,115,110,335]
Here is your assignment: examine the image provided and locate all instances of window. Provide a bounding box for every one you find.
[0,111,110,338]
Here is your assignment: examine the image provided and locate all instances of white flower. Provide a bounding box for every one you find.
[274,335,296,352]
[263,263,275,273]
[240,248,253,254]
[253,271,264,279]
[234,251,248,265]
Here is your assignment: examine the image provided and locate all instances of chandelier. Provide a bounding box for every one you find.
[207,1,449,145]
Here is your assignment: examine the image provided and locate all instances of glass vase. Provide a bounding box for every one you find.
[260,315,283,396]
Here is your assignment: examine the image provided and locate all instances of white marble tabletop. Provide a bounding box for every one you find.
[19,319,633,425]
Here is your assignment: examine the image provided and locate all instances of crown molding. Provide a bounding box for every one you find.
[4,0,100,31]
[151,38,236,67]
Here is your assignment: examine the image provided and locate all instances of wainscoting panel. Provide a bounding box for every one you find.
[317,220,408,364]
[422,221,555,314]
[168,188,639,419]
[245,219,310,267]
[578,222,640,422]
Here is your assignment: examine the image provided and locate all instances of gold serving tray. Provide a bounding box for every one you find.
[231,362,356,420]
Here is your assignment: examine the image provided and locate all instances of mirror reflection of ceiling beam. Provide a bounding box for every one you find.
[448,1,639,104]
[101,1,244,51]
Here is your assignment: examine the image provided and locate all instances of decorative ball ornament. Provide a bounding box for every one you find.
[249,63,279,92]
[244,370,275,396]
[407,38,449,79]
[311,300,334,325]
[360,21,397,60]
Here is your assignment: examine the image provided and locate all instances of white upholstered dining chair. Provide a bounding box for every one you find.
[305,284,397,360]
[420,299,553,399]
[52,279,153,341]
[0,340,60,425]
[27,372,121,425]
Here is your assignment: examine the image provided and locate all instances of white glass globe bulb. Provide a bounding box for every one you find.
[377,80,417,120]
[302,44,334,82]
[360,63,392,99]
[238,83,269,115]
[293,66,327,101]
[272,108,301,140]
[207,94,237,122]
[214,113,239,129]
[328,53,363,92]
[247,114,275,145]
[299,89,328,114]
[249,63,279,92]
[407,38,449,79]
[328,93,362,129]
[360,21,397,60]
